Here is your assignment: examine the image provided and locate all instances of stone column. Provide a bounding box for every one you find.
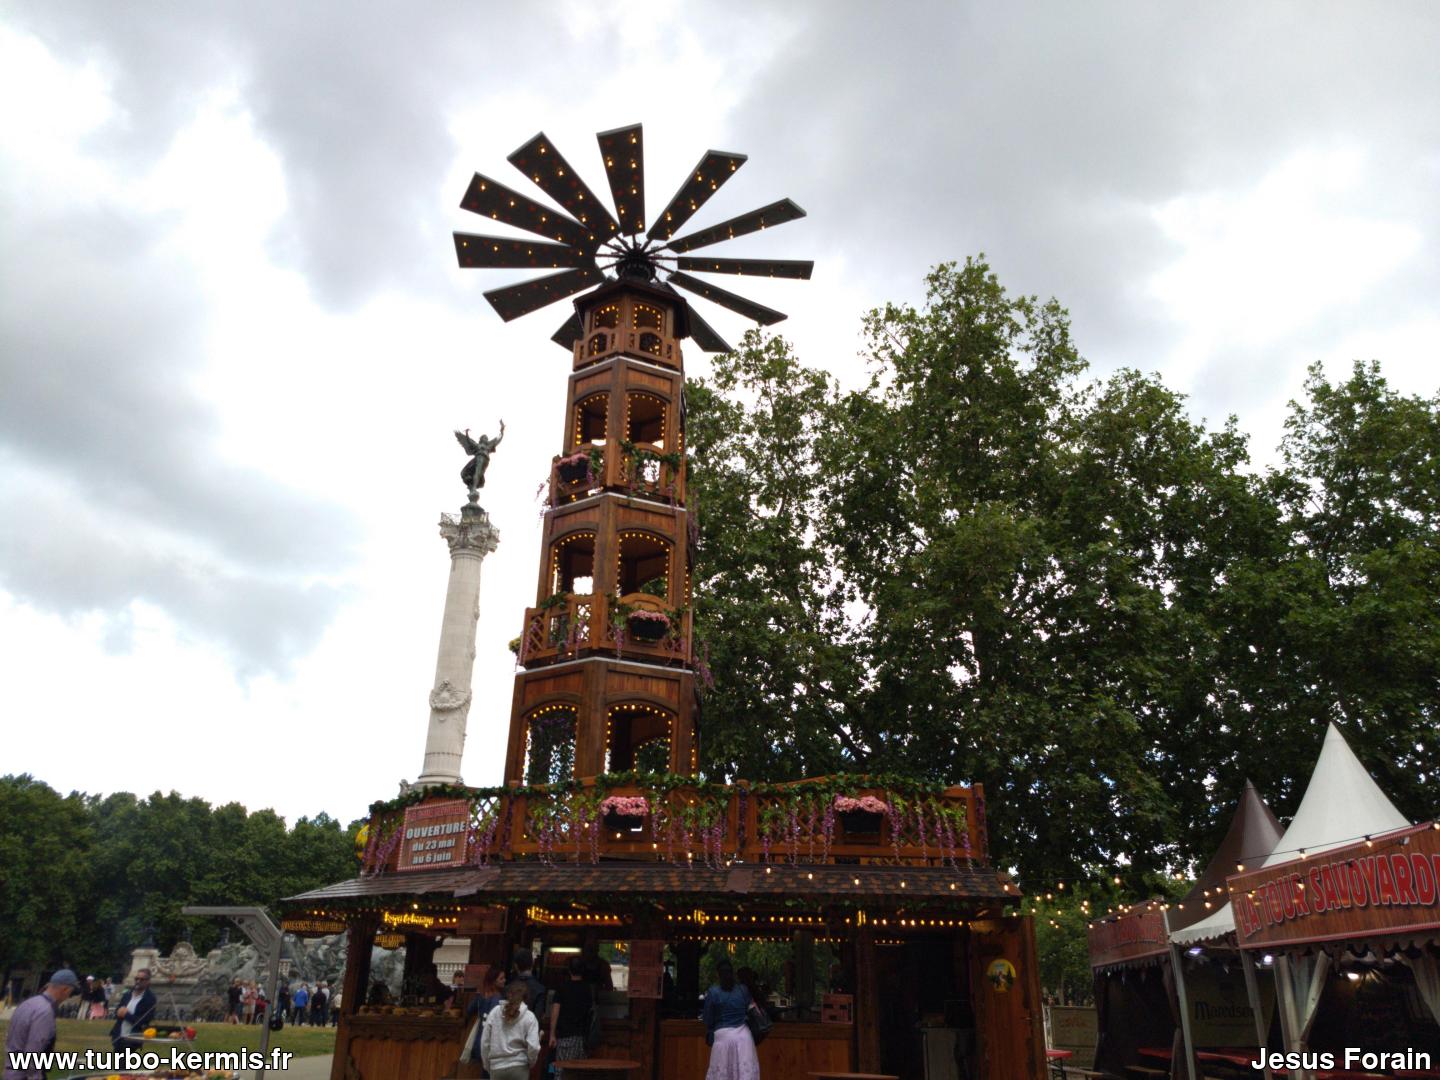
[416,504,499,787]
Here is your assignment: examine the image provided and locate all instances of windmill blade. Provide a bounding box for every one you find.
[551,312,584,350]
[685,306,732,353]
[454,233,593,270]
[459,173,599,250]
[675,256,813,280]
[596,123,646,235]
[664,198,807,253]
[668,270,786,325]
[484,266,605,322]
[647,150,747,241]
[508,132,620,240]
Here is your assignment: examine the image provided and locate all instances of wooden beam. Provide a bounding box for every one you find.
[854,926,881,1072]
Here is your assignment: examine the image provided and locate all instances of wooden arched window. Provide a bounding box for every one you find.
[574,393,608,445]
[592,303,621,330]
[551,531,596,595]
[616,531,670,598]
[525,706,576,785]
[605,703,673,773]
[626,392,667,448]
[632,303,663,332]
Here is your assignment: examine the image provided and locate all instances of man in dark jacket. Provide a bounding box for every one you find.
[509,950,548,1017]
[109,970,157,1053]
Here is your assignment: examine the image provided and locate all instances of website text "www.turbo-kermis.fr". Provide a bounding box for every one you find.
[5,1046,295,1073]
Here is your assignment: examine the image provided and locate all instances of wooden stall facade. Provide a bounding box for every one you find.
[285,786,1046,1080]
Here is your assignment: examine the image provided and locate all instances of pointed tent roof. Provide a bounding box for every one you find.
[1258,721,1409,868]
[1168,780,1283,934]
[1172,723,1411,945]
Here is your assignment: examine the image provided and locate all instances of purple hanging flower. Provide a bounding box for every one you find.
[886,799,903,860]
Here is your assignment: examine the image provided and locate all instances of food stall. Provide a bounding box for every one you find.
[1090,780,1283,1079]
[284,778,1048,1080]
[1220,729,1439,1080]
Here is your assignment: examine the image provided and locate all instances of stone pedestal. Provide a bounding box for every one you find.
[416,504,499,787]
[126,947,161,986]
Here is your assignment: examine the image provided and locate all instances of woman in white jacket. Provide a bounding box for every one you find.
[481,982,540,1080]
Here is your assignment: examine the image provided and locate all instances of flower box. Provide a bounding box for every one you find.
[627,610,670,642]
[600,795,649,832]
[837,809,883,835]
[833,795,890,836]
[557,457,591,484]
[603,810,646,832]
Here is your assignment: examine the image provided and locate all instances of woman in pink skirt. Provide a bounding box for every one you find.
[702,960,762,1080]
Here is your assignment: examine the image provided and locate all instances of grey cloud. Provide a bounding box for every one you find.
[0,182,356,673]
[0,467,351,674]
[722,2,1440,404]
[12,2,582,307]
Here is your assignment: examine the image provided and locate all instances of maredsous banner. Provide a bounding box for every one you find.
[1229,824,1440,948]
[1088,909,1168,968]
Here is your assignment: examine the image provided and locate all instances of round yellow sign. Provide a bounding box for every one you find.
[986,958,1017,992]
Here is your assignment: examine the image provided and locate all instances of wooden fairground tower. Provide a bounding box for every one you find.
[453,125,812,793]
[285,125,1046,1080]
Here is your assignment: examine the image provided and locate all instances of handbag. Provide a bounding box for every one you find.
[585,1002,602,1052]
[744,1004,772,1046]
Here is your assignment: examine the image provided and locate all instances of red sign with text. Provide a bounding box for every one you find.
[1087,910,1168,968]
[397,799,471,871]
[1229,824,1440,948]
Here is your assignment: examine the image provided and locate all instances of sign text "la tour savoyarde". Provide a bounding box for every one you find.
[1230,825,1440,947]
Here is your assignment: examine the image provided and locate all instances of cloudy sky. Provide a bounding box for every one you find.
[3,2,1437,827]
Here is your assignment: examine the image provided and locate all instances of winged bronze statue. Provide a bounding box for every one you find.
[455,421,505,497]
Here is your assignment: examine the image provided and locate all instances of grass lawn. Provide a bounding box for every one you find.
[0,1018,337,1058]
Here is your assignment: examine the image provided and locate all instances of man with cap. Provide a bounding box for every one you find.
[3,968,79,1080]
[108,969,156,1054]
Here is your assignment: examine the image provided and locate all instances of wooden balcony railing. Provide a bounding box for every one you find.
[548,443,685,507]
[518,592,692,667]
[363,778,988,875]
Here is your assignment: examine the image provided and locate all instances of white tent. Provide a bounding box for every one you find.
[1172,724,1410,947]
[1242,723,1411,1080]
[1259,722,1409,867]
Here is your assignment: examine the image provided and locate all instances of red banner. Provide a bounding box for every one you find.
[397,799,471,871]
[1229,824,1440,948]
[1088,910,1168,968]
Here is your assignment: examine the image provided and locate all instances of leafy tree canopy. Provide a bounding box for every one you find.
[689,259,1440,894]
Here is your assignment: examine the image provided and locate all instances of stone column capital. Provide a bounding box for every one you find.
[439,509,500,556]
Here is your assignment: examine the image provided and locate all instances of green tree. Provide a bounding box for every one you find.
[0,776,94,985]
[688,335,863,781]
[693,260,1289,885]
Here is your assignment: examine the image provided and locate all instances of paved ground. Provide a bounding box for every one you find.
[241,1053,332,1079]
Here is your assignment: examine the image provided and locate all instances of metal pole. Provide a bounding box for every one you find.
[1162,912,1201,1080]
[182,906,284,1080]
[1238,948,1272,1080]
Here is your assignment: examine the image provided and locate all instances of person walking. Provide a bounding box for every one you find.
[310,983,327,1027]
[702,959,761,1080]
[328,986,341,1025]
[241,982,256,1025]
[86,976,108,1021]
[291,982,309,1026]
[226,980,242,1024]
[465,968,506,1063]
[277,981,291,1024]
[479,982,539,1080]
[3,969,79,1080]
[109,970,156,1054]
[508,950,547,1016]
[547,955,594,1077]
